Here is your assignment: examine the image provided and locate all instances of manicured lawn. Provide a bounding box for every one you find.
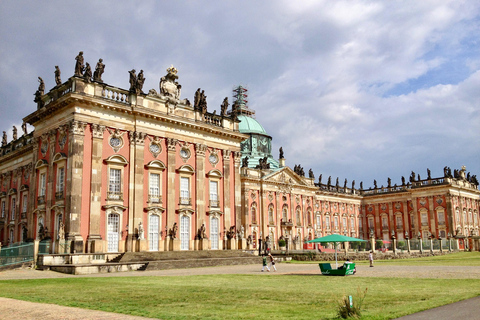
[0,252,479,319]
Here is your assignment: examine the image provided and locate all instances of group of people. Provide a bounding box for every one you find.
[261,253,277,272]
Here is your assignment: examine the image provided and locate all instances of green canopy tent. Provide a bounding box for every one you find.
[307,234,367,268]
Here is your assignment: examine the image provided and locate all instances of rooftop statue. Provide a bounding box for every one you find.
[318,174,322,185]
[159,65,182,99]
[344,178,347,188]
[54,66,61,86]
[136,70,145,93]
[2,131,6,147]
[279,146,284,159]
[309,169,314,179]
[220,97,229,116]
[74,51,84,76]
[93,59,105,82]
[401,176,405,185]
[38,77,45,95]
[242,156,249,168]
[373,179,377,189]
[83,62,92,83]
[360,181,363,190]
[409,171,416,182]
[128,69,137,92]
[12,126,17,140]
[22,122,27,135]
[427,168,431,180]
[387,177,391,187]
[327,176,331,187]
[34,77,45,108]
[351,180,355,190]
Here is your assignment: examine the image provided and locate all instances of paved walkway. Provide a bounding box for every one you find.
[0,264,479,319]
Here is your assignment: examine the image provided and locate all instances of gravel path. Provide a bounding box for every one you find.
[0,263,479,319]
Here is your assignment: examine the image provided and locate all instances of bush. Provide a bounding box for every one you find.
[278,239,286,247]
[375,240,383,249]
[359,242,366,250]
[337,287,368,319]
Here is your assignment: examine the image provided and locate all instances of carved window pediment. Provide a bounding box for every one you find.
[35,159,48,169]
[177,164,194,175]
[207,169,222,178]
[53,152,67,163]
[105,155,128,166]
[146,160,166,171]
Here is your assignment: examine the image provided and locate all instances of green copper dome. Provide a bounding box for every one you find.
[238,115,267,135]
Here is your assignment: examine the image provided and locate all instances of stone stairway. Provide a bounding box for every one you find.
[38,250,261,275]
[119,250,261,271]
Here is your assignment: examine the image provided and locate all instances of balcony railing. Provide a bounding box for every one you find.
[148,194,162,204]
[107,192,123,201]
[179,197,191,205]
[37,196,45,205]
[209,200,219,208]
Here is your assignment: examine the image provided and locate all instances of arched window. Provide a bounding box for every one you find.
[296,207,301,226]
[210,215,219,250]
[282,205,288,222]
[268,205,274,224]
[251,203,257,224]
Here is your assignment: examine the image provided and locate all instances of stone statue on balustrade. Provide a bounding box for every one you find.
[74,51,84,76]
[2,131,6,147]
[309,169,314,179]
[220,97,229,116]
[318,174,322,185]
[22,122,28,135]
[327,176,331,187]
[279,147,284,159]
[93,59,105,82]
[373,179,377,189]
[344,178,347,188]
[12,126,17,140]
[410,171,416,182]
[128,69,137,92]
[34,77,45,108]
[83,63,92,83]
[351,180,355,190]
[387,177,391,187]
[242,156,249,168]
[427,168,431,180]
[226,226,236,240]
[136,70,145,94]
[55,66,61,86]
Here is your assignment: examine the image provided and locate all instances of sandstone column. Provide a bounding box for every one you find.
[166,138,177,250]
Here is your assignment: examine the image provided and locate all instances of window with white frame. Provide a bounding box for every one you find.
[334,216,339,229]
[1,200,5,218]
[56,166,65,193]
[109,168,121,194]
[149,173,161,203]
[382,216,388,229]
[39,173,46,196]
[437,209,445,225]
[180,177,190,205]
[350,217,355,229]
[316,215,321,229]
[22,193,27,213]
[209,180,218,207]
[368,216,374,230]
[296,207,301,226]
[325,216,330,229]
[421,212,428,226]
[396,215,403,228]
[268,205,274,224]
[11,197,16,220]
[282,206,288,221]
[342,217,347,229]
[251,204,257,224]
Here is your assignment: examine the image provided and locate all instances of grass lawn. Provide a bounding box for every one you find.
[0,252,479,320]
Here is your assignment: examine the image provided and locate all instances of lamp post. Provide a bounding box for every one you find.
[418,232,423,254]
[447,233,452,252]
[391,230,397,255]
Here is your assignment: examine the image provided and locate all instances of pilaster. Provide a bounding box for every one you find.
[195,143,207,232]
[222,149,231,228]
[66,120,87,253]
[166,138,177,237]
[233,151,242,230]
[87,124,105,252]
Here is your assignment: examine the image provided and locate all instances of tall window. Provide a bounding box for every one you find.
[149,173,160,203]
[251,205,257,224]
[342,217,347,229]
[325,216,330,229]
[368,216,374,230]
[56,167,65,193]
[39,173,46,196]
[382,216,388,229]
[334,216,339,229]
[22,194,28,213]
[316,215,321,229]
[437,210,445,225]
[180,177,190,204]
[396,216,403,228]
[282,206,288,221]
[268,206,274,224]
[209,181,218,207]
[421,212,428,226]
[1,200,5,218]
[11,198,16,220]
[350,217,355,229]
[109,169,121,194]
[296,207,301,226]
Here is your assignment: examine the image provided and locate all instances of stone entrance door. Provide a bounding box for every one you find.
[107,213,119,252]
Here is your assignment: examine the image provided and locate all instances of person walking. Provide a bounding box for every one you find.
[269,254,277,272]
[369,251,374,267]
[261,255,270,272]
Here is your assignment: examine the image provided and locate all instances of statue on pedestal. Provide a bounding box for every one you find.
[220,97,228,116]
[74,51,84,76]
[55,66,62,86]
[93,59,105,82]
[138,222,145,240]
[12,126,17,140]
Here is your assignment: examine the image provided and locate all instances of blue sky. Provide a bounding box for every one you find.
[0,0,479,187]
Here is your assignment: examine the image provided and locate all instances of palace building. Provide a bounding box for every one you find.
[1,55,479,253]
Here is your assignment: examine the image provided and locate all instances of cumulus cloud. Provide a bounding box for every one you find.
[0,0,479,185]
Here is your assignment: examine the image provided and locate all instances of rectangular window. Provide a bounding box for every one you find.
[1,201,5,218]
[109,168,121,194]
[437,211,445,224]
[39,173,46,196]
[149,173,160,202]
[325,216,330,229]
[56,167,65,192]
[180,177,190,204]
[209,181,218,207]
[396,216,403,228]
[334,216,338,228]
[11,198,16,220]
[421,213,428,226]
[22,194,28,213]
[382,217,388,229]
